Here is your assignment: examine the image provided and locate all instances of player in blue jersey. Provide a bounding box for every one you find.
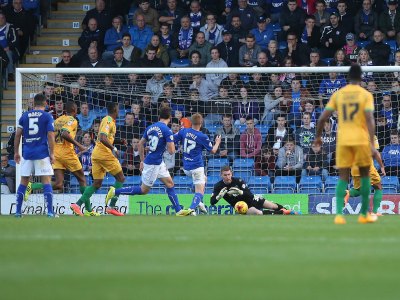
[174,113,221,214]
[14,94,56,217]
[105,107,192,216]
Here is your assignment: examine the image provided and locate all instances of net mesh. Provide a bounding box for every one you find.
[18,67,400,210]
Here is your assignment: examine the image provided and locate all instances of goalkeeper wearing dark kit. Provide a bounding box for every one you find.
[210,166,299,215]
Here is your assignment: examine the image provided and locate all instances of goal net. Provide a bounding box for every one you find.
[10,66,399,215]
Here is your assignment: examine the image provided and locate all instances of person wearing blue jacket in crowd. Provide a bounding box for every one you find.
[103,16,128,60]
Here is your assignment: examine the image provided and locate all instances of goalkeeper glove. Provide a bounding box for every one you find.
[216,187,228,200]
[227,187,243,196]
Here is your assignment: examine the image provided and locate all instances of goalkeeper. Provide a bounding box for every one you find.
[344,136,386,216]
[210,166,299,215]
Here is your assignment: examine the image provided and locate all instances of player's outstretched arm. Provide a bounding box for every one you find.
[210,135,221,154]
[61,131,86,152]
[13,128,23,164]
[47,131,55,164]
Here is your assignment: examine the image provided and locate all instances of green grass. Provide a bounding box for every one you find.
[0,215,399,300]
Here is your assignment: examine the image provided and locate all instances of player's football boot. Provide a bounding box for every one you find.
[47,212,56,218]
[334,215,346,225]
[344,190,350,206]
[198,202,208,214]
[358,213,377,224]
[280,208,292,215]
[15,212,22,218]
[24,182,32,201]
[105,186,115,206]
[106,207,125,216]
[84,210,101,217]
[371,212,382,217]
[70,203,83,216]
[176,208,194,216]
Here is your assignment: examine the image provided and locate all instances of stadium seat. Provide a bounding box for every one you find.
[271,23,281,33]
[357,40,371,48]
[207,158,229,169]
[256,124,269,135]
[273,176,296,193]
[173,186,193,194]
[240,75,250,83]
[381,176,399,192]
[125,176,142,185]
[94,108,107,117]
[149,187,166,194]
[278,41,287,50]
[321,58,332,66]
[173,176,193,187]
[274,188,295,194]
[248,176,271,194]
[207,169,221,177]
[170,58,189,67]
[325,176,339,194]
[69,176,80,193]
[233,170,252,181]
[299,176,323,193]
[233,158,254,169]
[236,124,246,133]
[102,176,116,187]
[205,124,219,135]
[382,187,398,194]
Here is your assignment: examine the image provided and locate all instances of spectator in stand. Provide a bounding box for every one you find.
[313,0,330,32]
[205,85,233,126]
[354,0,378,41]
[266,73,282,94]
[42,82,57,107]
[188,0,206,33]
[220,73,244,98]
[248,72,267,97]
[256,51,272,69]
[303,100,319,128]
[261,85,284,126]
[188,31,212,66]
[0,12,17,80]
[0,46,9,76]
[240,116,262,158]
[56,50,80,68]
[321,119,336,162]
[239,33,262,67]
[205,47,228,88]
[320,12,346,58]
[365,30,391,66]
[66,83,87,110]
[168,74,185,96]
[391,51,400,80]
[129,14,153,51]
[106,46,132,67]
[382,130,400,176]
[189,74,218,101]
[143,34,170,67]
[159,22,173,49]
[146,73,167,104]
[380,92,397,129]
[226,0,257,31]
[0,154,16,194]
[77,102,97,131]
[337,0,354,34]
[318,72,346,108]
[4,0,35,57]
[377,116,390,150]
[80,46,107,68]
[89,119,100,141]
[77,18,104,62]
[302,49,326,94]
[188,49,203,67]
[391,80,400,109]
[341,33,360,64]
[157,82,186,113]
[331,48,351,66]
[200,13,224,46]
[158,0,186,33]
[76,132,94,177]
[217,29,240,67]
[116,112,140,149]
[228,15,247,45]
[279,57,297,89]
[255,146,276,177]
[250,14,274,51]
[133,0,160,33]
[233,85,260,125]
[133,45,165,67]
[266,0,286,24]
[301,14,321,49]
[131,102,147,132]
[102,16,129,61]
[287,78,311,126]
[122,73,146,95]
[185,89,206,116]
[282,32,311,66]
[379,0,400,46]
[52,99,65,120]
[276,137,304,182]
[295,112,316,155]
[82,0,112,32]
[279,0,306,40]
[140,92,158,123]
[357,48,374,80]
[122,137,141,176]
[214,114,240,162]
[169,16,194,61]
[121,33,142,63]
[302,142,328,180]
[266,40,283,67]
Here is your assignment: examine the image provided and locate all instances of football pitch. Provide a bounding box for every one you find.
[0,215,399,300]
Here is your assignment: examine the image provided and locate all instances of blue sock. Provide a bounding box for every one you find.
[166,187,181,212]
[16,184,27,215]
[115,186,142,195]
[43,184,54,214]
[190,193,204,209]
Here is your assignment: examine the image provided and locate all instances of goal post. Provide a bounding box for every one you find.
[10,65,400,215]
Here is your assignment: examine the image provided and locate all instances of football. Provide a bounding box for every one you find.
[234,201,248,215]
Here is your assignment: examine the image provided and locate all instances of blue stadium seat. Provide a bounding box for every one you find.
[125,176,142,185]
[321,58,332,66]
[205,124,219,135]
[273,176,296,193]
[206,176,220,189]
[173,186,193,194]
[274,188,294,194]
[256,124,269,135]
[299,176,323,193]
[325,175,339,194]
[236,124,246,133]
[102,176,116,187]
[173,176,193,187]
[233,170,252,181]
[278,41,287,50]
[207,158,229,169]
[240,75,250,83]
[149,187,166,194]
[382,187,398,194]
[248,176,271,194]
[170,59,189,67]
[207,169,221,177]
[118,109,129,118]
[233,158,254,169]
[271,23,281,33]
[94,108,107,117]
[69,176,80,193]
[381,176,399,192]
[357,40,371,48]
[164,74,173,81]
[8,160,16,167]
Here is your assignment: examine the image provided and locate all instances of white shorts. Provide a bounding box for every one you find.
[183,167,206,185]
[20,157,54,177]
[141,162,171,187]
